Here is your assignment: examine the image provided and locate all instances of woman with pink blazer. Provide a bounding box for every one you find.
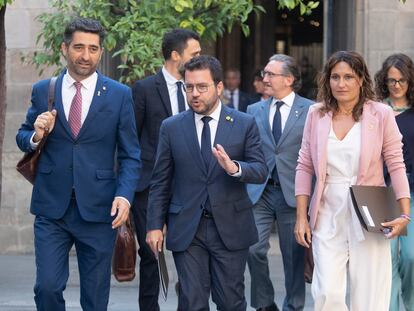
[294,51,411,311]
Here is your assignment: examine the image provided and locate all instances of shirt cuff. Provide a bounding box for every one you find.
[115,196,131,208]
[228,161,242,177]
[29,132,40,150]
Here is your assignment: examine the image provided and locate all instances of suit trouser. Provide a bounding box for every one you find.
[173,216,249,311]
[389,191,414,311]
[247,184,305,311]
[131,189,160,311]
[33,196,116,311]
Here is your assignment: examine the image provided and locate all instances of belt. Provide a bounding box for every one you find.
[267,179,281,187]
[202,209,214,218]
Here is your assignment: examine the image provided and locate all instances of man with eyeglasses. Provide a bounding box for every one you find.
[246,54,313,311]
[131,28,201,310]
[146,55,267,310]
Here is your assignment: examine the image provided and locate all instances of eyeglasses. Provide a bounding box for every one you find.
[260,70,286,79]
[386,78,408,87]
[184,83,215,93]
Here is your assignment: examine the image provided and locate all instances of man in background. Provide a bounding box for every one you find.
[131,28,201,310]
[223,68,253,112]
[247,54,312,311]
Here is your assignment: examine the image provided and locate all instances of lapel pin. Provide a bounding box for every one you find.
[225,115,234,122]
[295,110,299,117]
[102,86,107,91]
[97,91,101,96]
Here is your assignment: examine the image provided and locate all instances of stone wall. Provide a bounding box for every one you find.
[1,0,54,253]
[356,0,414,75]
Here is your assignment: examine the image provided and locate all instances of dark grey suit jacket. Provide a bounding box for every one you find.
[147,104,268,252]
[132,70,172,191]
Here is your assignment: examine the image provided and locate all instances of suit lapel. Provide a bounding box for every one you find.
[357,102,378,183]
[181,110,207,175]
[278,94,306,146]
[155,71,173,116]
[54,71,73,139]
[259,98,275,147]
[76,73,107,139]
[209,105,235,175]
[317,111,332,179]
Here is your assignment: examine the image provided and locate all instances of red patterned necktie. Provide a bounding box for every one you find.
[69,82,82,137]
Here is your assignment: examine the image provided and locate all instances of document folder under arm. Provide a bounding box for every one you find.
[350,185,407,235]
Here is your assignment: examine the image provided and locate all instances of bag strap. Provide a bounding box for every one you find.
[48,76,57,112]
[42,76,57,140]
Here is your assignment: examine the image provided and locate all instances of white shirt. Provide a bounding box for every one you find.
[30,71,97,148]
[162,66,188,115]
[224,88,239,110]
[269,91,295,131]
[193,103,241,176]
[62,71,97,124]
[194,102,221,148]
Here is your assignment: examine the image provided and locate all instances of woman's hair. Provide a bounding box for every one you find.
[374,53,414,108]
[317,51,375,121]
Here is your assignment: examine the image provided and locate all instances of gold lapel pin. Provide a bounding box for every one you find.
[97,91,101,96]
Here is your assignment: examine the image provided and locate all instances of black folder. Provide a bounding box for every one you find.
[157,249,169,301]
[350,185,406,235]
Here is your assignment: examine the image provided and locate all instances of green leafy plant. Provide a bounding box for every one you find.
[25,0,319,83]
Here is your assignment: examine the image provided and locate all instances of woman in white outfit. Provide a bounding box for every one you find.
[294,51,411,311]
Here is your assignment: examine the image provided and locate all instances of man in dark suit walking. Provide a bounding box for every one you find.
[146,55,268,310]
[246,54,313,311]
[16,18,141,311]
[131,28,201,310]
[223,69,253,112]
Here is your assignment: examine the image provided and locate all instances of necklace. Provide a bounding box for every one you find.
[337,108,353,115]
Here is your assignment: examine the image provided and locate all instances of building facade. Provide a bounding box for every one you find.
[1,0,413,253]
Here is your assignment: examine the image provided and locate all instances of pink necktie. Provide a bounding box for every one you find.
[69,82,82,137]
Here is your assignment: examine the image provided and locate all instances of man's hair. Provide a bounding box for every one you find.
[269,54,302,92]
[184,55,223,84]
[162,28,200,60]
[63,17,105,47]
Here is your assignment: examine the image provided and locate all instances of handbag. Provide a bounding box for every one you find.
[304,243,314,283]
[112,215,137,282]
[16,77,57,184]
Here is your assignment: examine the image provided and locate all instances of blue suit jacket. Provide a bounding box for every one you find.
[246,94,313,206]
[16,71,141,223]
[147,104,268,252]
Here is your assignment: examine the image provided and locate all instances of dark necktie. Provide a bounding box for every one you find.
[272,101,284,145]
[201,116,213,169]
[176,81,186,113]
[69,82,82,137]
[271,101,284,182]
[228,91,234,108]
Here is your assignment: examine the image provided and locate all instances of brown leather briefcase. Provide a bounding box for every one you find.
[112,216,137,282]
[16,77,57,184]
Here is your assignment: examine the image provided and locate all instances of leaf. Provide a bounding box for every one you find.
[300,2,306,15]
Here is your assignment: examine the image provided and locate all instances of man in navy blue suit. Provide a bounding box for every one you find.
[16,18,141,311]
[131,28,200,310]
[146,55,268,310]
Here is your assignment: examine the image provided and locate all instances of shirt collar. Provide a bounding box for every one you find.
[162,66,183,85]
[271,91,295,108]
[64,71,97,90]
[194,101,222,123]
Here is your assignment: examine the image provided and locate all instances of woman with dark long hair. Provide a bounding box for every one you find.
[375,53,414,311]
[294,51,410,310]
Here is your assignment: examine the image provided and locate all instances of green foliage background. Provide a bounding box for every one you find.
[27,0,321,83]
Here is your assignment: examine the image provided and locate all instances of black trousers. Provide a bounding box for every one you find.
[131,188,160,311]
